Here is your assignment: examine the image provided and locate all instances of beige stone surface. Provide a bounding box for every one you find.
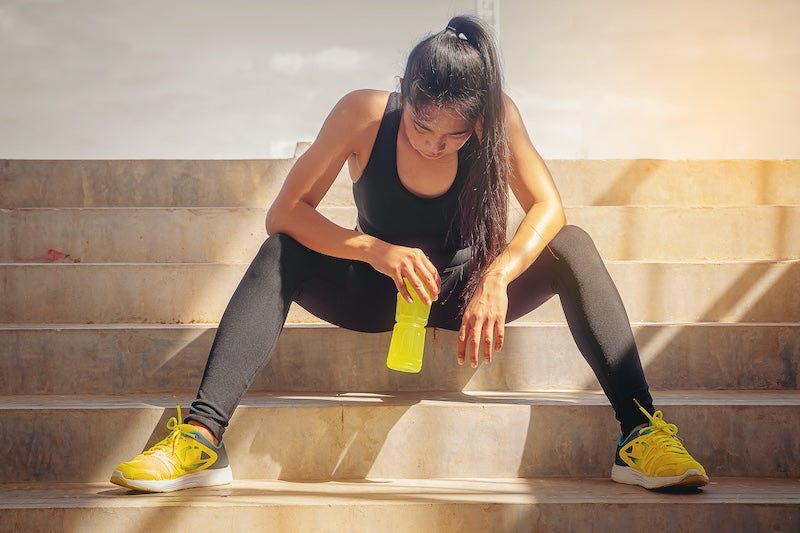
[563,205,800,260]
[0,158,352,209]
[0,323,797,395]
[2,261,798,324]
[3,159,799,208]
[0,391,797,482]
[3,205,799,262]
[2,157,798,531]
[0,478,797,533]
[546,159,800,206]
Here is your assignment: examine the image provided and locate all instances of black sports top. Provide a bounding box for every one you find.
[352,91,477,254]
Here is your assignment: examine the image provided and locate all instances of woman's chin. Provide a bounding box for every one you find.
[418,150,445,160]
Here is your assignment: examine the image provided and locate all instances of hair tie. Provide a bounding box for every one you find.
[445,25,468,42]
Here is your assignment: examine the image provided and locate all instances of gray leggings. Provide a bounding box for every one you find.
[185,225,654,440]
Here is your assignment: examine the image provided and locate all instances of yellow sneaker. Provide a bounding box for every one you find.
[611,399,709,489]
[110,404,233,492]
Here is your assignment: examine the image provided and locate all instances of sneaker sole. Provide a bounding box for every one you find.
[611,464,709,489]
[110,466,233,493]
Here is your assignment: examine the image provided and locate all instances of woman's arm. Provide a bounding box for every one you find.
[457,92,566,367]
[266,90,441,304]
[483,92,567,283]
[266,89,380,261]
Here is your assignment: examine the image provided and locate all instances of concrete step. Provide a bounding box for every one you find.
[3,159,798,208]
[1,323,797,395]
[4,206,799,262]
[0,158,300,208]
[2,261,798,324]
[550,159,800,207]
[0,478,797,533]
[1,391,797,482]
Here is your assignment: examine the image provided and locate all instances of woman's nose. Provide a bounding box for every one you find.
[427,139,446,152]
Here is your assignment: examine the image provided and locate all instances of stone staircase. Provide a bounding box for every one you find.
[0,152,798,532]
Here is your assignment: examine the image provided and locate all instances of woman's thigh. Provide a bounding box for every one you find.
[291,250,398,333]
[427,229,591,330]
[299,225,602,333]
[294,241,477,334]
[428,258,560,331]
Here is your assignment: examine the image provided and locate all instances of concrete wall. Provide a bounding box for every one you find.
[0,0,797,159]
[0,0,474,159]
[501,0,800,158]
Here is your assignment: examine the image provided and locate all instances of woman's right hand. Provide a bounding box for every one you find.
[368,242,441,306]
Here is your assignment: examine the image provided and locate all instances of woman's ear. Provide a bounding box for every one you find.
[474,117,484,142]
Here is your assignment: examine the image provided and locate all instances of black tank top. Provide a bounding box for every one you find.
[352,91,476,254]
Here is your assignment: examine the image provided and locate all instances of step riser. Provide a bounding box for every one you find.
[2,402,797,482]
[4,206,799,262]
[3,159,799,207]
[552,159,800,206]
[1,501,796,533]
[2,262,798,324]
[0,159,356,209]
[1,325,797,395]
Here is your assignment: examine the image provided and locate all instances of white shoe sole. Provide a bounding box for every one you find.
[611,464,709,489]
[110,466,233,493]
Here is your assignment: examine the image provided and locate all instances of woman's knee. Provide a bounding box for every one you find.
[260,232,309,256]
[547,225,605,273]
[251,232,308,274]
[551,224,594,249]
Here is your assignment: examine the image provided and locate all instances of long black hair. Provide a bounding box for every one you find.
[399,14,511,311]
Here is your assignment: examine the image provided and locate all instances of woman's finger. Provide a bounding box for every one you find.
[420,265,440,303]
[483,322,494,364]
[413,251,440,302]
[405,270,434,306]
[494,320,505,352]
[457,323,467,365]
[469,322,482,368]
[394,273,413,303]
[424,257,442,294]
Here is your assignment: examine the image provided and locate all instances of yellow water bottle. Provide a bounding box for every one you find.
[386,278,431,373]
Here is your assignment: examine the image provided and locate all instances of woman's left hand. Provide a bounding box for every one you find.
[457,273,509,367]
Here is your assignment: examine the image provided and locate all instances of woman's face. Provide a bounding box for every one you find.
[401,102,474,160]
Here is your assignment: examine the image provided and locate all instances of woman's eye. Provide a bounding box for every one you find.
[412,121,467,138]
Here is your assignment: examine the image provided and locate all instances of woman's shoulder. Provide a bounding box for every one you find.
[335,88,393,126]
[499,91,533,141]
[333,89,393,176]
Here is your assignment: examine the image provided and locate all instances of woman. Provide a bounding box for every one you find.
[110,15,708,493]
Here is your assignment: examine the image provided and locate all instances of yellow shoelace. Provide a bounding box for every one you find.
[632,398,689,455]
[140,402,196,470]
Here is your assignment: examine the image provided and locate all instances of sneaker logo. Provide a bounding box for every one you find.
[200,451,211,461]
[620,443,644,468]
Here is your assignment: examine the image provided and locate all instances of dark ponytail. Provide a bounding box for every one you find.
[399,14,511,312]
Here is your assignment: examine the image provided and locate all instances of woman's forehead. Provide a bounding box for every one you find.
[408,102,472,128]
